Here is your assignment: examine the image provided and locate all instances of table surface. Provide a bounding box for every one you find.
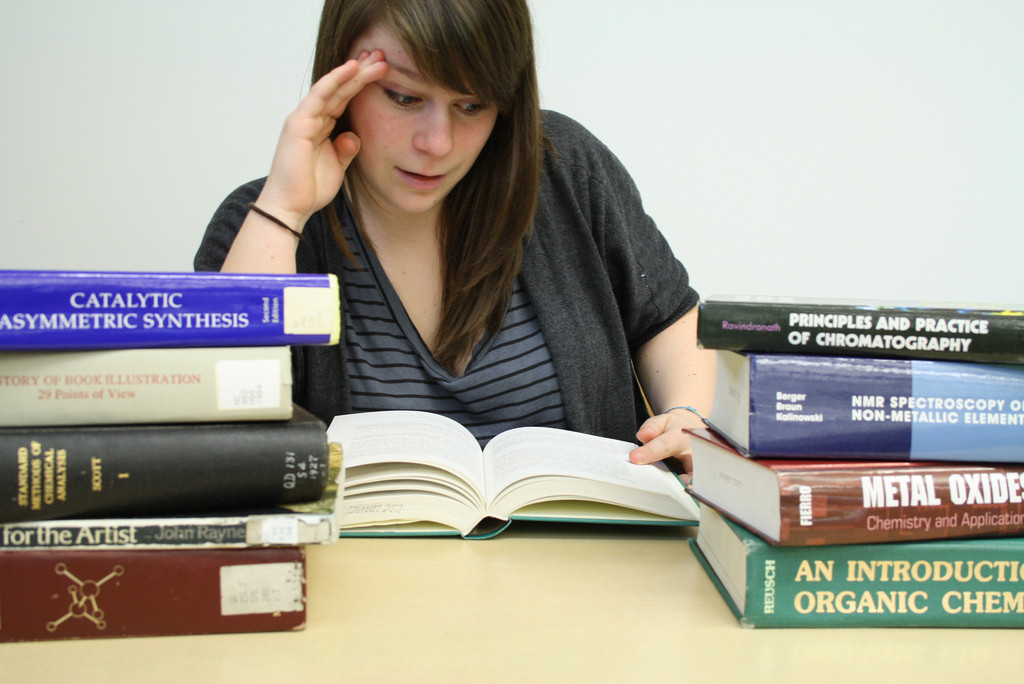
[3,523,1023,683]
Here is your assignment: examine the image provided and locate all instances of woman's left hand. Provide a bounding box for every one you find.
[629,409,705,473]
[628,307,717,472]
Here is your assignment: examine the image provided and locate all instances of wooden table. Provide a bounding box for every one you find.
[3,524,1022,683]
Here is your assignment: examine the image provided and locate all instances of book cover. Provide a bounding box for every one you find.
[1,406,331,523]
[697,295,1024,363]
[687,428,1024,546]
[708,350,1024,462]
[0,346,293,426]
[0,546,306,641]
[692,505,1024,628]
[0,269,339,349]
[0,443,342,550]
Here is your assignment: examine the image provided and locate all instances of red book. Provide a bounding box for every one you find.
[688,427,1024,546]
[0,546,306,641]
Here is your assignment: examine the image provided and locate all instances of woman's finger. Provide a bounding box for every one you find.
[306,51,387,121]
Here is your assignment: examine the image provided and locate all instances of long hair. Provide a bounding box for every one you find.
[313,0,543,372]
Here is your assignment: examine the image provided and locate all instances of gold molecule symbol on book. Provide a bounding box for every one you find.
[46,562,125,632]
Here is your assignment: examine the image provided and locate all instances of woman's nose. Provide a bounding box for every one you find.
[413,106,454,157]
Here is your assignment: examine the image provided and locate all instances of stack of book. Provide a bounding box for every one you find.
[0,269,344,642]
[686,295,1024,628]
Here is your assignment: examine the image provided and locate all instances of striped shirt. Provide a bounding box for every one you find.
[341,208,567,446]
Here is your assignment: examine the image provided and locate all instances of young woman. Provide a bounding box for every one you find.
[194,0,715,468]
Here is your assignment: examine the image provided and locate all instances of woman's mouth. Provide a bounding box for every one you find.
[398,168,445,190]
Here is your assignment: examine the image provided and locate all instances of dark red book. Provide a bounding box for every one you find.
[688,427,1024,545]
[0,546,306,641]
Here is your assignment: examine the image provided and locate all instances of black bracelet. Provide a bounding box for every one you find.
[247,203,303,240]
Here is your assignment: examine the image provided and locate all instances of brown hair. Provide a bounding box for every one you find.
[313,0,543,372]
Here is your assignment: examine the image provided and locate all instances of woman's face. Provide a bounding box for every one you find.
[345,25,498,224]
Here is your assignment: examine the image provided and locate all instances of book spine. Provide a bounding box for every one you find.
[0,408,330,523]
[737,531,1024,627]
[0,513,337,549]
[744,354,1024,461]
[697,300,1024,363]
[0,442,342,549]
[0,346,293,426]
[0,546,305,641]
[774,464,1024,545]
[0,269,339,349]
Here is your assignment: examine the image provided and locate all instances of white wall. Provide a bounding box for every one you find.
[3,1,1022,304]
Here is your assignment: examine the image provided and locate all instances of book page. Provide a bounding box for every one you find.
[482,427,689,508]
[344,462,481,508]
[327,411,486,495]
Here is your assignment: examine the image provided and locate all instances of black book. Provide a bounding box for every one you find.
[1,405,330,523]
[697,296,1024,364]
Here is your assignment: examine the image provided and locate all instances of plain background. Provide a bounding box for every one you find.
[2,0,1021,303]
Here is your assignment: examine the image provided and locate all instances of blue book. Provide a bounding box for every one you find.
[708,350,1024,462]
[0,270,339,349]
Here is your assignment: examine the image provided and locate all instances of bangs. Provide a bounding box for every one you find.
[384,0,529,111]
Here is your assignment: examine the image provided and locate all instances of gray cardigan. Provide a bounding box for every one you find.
[195,111,698,443]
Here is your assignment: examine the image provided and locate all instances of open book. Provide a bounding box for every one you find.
[326,410,699,538]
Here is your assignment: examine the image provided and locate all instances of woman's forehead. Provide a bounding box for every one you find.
[349,25,411,68]
[351,23,478,97]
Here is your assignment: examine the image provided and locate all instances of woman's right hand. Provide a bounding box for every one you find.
[255,50,388,230]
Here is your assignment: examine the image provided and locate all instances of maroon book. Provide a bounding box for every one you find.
[0,546,306,641]
[688,427,1024,546]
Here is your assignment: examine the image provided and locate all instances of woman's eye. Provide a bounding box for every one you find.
[459,102,484,115]
[384,88,420,108]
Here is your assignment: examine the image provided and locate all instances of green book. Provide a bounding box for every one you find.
[691,505,1024,628]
